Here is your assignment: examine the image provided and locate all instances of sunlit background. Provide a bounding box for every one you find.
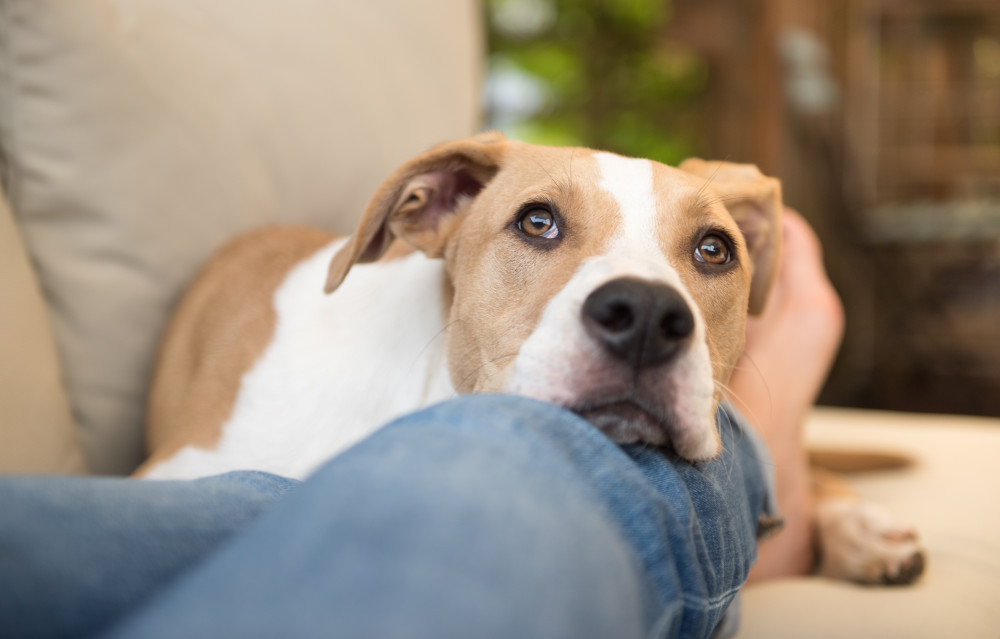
[483,0,1000,417]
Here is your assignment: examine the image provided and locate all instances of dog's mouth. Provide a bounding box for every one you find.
[571,396,673,448]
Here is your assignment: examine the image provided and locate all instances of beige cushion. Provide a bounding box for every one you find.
[0,186,86,474]
[0,0,482,474]
[739,408,1000,638]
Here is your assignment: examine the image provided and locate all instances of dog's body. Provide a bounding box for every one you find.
[139,230,455,479]
[136,134,923,585]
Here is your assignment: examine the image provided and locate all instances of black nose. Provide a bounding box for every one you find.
[582,277,695,369]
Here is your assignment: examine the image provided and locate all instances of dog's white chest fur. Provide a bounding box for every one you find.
[144,242,454,479]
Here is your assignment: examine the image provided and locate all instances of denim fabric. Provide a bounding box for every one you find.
[0,395,771,639]
[0,471,300,638]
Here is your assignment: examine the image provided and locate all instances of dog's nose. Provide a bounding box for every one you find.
[582,277,695,369]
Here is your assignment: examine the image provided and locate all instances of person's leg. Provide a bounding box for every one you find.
[102,395,771,639]
[727,208,846,581]
[0,471,299,639]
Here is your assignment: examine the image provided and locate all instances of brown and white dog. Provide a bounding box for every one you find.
[136,133,924,585]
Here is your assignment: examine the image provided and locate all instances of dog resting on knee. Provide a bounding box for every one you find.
[135,132,924,586]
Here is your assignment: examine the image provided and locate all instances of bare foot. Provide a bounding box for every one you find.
[727,208,845,581]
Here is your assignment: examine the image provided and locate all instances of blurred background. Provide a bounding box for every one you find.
[483,0,1000,417]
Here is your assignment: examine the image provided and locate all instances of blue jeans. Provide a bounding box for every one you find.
[0,395,774,639]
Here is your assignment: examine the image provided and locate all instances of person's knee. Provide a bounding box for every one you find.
[109,395,653,639]
[303,395,654,635]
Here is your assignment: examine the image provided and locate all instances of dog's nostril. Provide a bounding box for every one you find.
[661,309,694,340]
[600,302,634,333]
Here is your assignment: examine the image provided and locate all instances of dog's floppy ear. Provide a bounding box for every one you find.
[324,132,508,294]
[680,159,782,315]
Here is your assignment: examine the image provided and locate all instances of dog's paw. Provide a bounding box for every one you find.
[815,498,926,585]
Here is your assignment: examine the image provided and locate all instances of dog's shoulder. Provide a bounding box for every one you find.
[144,226,339,459]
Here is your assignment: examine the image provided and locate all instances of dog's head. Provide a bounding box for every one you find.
[326,133,781,461]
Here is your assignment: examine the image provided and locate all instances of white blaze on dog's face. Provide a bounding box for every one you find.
[445,145,762,461]
[326,133,781,461]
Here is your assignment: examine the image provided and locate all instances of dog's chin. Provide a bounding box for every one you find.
[572,399,672,449]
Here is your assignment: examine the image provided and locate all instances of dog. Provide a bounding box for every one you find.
[135,132,924,585]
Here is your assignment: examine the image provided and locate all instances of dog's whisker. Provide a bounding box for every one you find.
[398,319,465,390]
[691,167,720,212]
[715,406,738,484]
[529,154,558,184]
[735,351,773,426]
[447,314,537,365]
[713,378,766,437]
[413,318,461,361]
[690,159,734,212]
[567,148,576,195]
[452,351,519,395]
[713,379,747,472]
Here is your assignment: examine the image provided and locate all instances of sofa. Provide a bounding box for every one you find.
[1,1,997,637]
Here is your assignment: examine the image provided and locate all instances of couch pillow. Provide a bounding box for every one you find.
[0,0,482,474]
[0,186,86,474]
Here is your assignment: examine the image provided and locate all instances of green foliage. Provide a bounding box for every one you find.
[486,0,709,166]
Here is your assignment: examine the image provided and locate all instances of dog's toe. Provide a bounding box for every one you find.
[882,550,925,585]
[816,498,927,586]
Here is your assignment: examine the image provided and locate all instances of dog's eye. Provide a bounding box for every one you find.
[694,234,731,265]
[517,207,559,239]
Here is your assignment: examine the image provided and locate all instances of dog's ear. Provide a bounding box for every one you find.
[325,132,508,294]
[680,159,782,315]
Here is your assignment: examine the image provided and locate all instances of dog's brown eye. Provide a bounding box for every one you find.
[517,207,559,239]
[695,234,731,265]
